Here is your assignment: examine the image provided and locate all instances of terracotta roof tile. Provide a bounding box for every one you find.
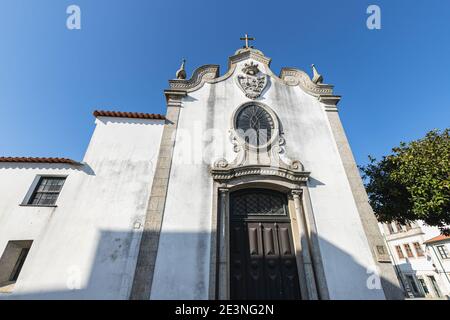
[0,157,80,165]
[93,110,165,120]
[424,234,450,244]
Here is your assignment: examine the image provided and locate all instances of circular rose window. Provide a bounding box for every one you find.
[235,104,275,147]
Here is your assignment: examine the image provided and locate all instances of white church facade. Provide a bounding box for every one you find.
[0,42,404,300]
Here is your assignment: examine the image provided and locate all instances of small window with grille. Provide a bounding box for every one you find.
[230,189,287,217]
[27,176,66,206]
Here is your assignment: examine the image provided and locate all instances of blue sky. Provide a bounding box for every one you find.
[0,0,449,166]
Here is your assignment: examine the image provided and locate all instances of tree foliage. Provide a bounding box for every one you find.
[360,129,450,234]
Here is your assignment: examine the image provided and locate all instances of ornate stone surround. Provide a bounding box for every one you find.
[230,101,279,151]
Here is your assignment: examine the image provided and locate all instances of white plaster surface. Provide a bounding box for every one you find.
[0,117,163,299]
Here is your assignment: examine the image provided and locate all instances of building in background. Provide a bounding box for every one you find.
[379,221,450,299]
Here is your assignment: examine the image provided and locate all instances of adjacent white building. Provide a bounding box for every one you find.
[0,112,165,299]
[379,221,450,299]
[0,43,404,299]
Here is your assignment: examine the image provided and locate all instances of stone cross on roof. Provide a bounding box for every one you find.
[240,33,255,48]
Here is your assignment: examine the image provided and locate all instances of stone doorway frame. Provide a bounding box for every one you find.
[209,171,330,300]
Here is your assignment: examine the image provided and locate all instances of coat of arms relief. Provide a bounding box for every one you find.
[236,62,267,99]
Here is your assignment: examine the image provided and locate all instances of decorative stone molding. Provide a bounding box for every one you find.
[169,64,220,91]
[319,95,341,109]
[210,164,310,183]
[291,189,303,197]
[279,68,333,96]
[166,47,340,110]
[212,100,309,184]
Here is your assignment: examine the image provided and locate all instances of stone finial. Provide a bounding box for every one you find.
[175,59,186,80]
[311,64,323,84]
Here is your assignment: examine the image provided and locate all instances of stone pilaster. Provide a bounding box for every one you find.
[130,91,185,300]
[217,187,230,300]
[292,190,319,300]
[323,100,404,300]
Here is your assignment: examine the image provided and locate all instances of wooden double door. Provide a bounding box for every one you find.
[229,189,301,300]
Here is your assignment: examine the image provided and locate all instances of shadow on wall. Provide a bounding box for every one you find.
[0,229,403,300]
[317,237,404,300]
[307,177,325,188]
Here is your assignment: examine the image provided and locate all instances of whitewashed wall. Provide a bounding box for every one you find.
[151,57,385,299]
[0,116,163,299]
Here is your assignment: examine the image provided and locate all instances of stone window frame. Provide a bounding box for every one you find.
[231,101,280,152]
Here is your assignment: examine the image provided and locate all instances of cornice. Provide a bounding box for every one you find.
[164,89,187,103]
[211,164,310,183]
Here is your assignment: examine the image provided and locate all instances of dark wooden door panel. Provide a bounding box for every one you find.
[246,223,265,299]
[230,222,246,299]
[229,189,301,300]
[277,224,301,299]
[261,223,283,300]
[230,221,301,300]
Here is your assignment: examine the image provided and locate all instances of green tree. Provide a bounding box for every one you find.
[360,129,450,234]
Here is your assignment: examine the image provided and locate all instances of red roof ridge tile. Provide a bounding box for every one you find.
[0,157,80,165]
[424,234,450,244]
[93,110,166,120]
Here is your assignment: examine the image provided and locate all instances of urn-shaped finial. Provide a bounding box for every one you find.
[311,64,323,84]
[175,59,186,80]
